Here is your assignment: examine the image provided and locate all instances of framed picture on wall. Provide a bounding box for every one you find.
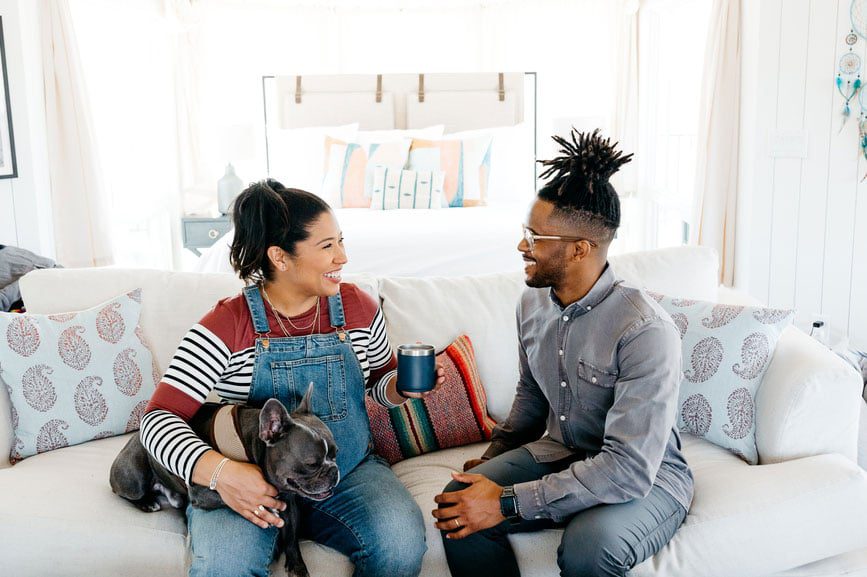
[0,16,17,179]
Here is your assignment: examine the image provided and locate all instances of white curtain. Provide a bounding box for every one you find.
[691,0,741,286]
[40,0,113,267]
[610,0,640,197]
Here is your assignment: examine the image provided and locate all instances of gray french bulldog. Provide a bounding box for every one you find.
[109,384,339,577]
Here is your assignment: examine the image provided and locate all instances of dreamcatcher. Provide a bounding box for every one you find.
[837,25,861,131]
[853,1,867,177]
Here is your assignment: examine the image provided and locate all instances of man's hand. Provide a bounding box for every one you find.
[431,472,506,539]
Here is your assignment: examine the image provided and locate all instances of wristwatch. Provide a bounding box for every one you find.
[499,485,521,524]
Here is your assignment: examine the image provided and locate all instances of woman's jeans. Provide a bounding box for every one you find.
[441,448,687,577]
[187,454,427,577]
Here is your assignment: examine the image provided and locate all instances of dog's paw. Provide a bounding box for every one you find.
[136,499,162,512]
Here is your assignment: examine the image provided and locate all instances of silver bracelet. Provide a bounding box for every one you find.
[209,457,230,491]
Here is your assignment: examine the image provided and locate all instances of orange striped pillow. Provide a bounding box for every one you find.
[365,334,497,464]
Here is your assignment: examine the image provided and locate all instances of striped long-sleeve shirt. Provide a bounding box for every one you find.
[140,283,399,483]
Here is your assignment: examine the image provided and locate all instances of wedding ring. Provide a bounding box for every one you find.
[258,505,266,512]
[453,518,460,529]
[253,508,260,516]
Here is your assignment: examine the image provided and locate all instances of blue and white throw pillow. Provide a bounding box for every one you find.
[0,290,158,461]
[651,294,794,464]
[370,165,445,210]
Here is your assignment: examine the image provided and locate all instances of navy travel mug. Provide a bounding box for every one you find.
[397,344,436,394]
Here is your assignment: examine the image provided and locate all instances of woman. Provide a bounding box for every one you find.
[139,180,439,577]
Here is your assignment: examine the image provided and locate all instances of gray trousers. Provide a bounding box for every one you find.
[440,447,686,577]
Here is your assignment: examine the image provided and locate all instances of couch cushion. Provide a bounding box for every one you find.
[378,272,525,421]
[650,295,794,464]
[1,290,157,461]
[609,246,719,302]
[0,434,188,576]
[19,268,244,375]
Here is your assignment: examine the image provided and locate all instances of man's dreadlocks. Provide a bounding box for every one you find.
[537,128,633,243]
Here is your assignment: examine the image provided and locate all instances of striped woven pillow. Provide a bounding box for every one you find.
[369,165,445,210]
[365,334,496,464]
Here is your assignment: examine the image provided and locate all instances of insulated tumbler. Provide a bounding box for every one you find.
[396,344,436,394]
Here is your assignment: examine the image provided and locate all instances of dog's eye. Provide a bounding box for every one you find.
[304,459,318,468]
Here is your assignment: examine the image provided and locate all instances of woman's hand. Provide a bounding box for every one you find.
[216,460,286,529]
[402,362,446,399]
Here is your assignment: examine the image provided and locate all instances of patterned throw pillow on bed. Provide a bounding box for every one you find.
[650,293,794,464]
[407,134,492,207]
[369,165,445,210]
[322,137,411,208]
[365,334,497,464]
[0,289,158,462]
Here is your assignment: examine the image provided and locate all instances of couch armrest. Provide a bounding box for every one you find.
[630,454,867,577]
[756,326,862,464]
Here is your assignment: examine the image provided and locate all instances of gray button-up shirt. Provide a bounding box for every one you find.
[483,264,694,521]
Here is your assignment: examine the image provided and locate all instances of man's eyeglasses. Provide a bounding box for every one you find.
[521,225,598,252]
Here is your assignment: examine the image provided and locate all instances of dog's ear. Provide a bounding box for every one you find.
[259,398,293,444]
[296,382,315,414]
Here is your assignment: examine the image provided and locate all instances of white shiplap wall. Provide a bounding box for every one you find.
[744,0,866,350]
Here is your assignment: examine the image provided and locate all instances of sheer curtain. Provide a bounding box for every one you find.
[691,0,741,286]
[41,0,113,267]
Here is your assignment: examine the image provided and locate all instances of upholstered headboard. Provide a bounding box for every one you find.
[264,72,532,132]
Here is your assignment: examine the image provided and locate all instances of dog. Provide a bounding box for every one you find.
[110,384,338,577]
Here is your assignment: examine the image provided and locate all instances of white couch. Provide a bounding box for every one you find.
[1,246,866,577]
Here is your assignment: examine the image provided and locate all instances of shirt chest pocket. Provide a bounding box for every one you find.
[573,360,617,414]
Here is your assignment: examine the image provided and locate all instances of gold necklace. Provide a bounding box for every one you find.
[261,286,320,336]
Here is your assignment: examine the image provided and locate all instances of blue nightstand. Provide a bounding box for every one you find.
[181,216,231,256]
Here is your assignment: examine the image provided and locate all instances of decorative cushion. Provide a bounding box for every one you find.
[322,137,411,208]
[365,334,496,464]
[369,165,445,210]
[0,290,158,461]
[407,134,493,207]
[651,293,794,464]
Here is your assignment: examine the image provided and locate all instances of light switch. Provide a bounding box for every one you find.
[769,129,808,158]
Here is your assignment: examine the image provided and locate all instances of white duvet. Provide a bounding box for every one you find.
[194,205,530,278]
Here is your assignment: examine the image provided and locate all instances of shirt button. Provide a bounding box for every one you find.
[587,305,592,311]
[591,376,597,384]
[562,315,569,321]
[560,415,566,421]
[559,349,564,356]
[560,381,567,388]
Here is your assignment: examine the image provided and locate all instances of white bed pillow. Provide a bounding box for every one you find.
[266,123,358,204]
[354,125,444,144]
[445,123,535,206]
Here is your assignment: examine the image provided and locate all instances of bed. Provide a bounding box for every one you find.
[194,72,537,277]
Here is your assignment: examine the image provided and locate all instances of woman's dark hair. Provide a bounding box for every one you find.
[229,179,331,283]
[537,128,633,243]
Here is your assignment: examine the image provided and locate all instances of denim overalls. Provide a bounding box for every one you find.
[243,284,371,477]
[187,285,426,577]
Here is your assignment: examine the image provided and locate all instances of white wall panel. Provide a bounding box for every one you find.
[822,0,862,345]
[745,0,867,348]
[746,0,782,304]
[794,0,836,327]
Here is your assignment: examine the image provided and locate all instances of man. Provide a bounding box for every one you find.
[432,129,693,577]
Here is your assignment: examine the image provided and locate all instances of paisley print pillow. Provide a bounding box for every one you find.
[649,294,794,464]
[0,289,157,462]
